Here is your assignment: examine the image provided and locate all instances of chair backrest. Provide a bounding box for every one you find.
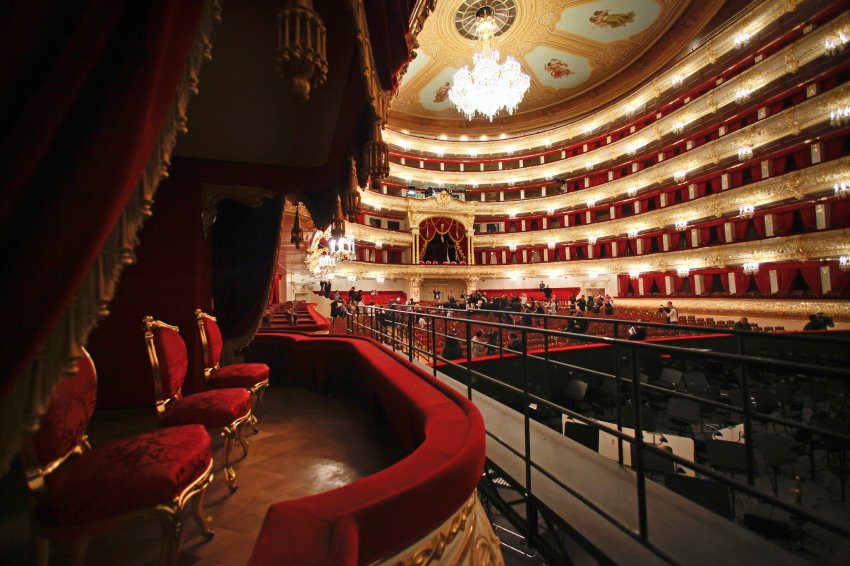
[195,309,223,375]
[25,349,97,489]
[144,316,187,405]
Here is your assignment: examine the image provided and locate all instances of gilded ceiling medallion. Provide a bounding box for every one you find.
[454,0,517,40]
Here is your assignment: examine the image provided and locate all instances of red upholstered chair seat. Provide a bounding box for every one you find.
[206,363,269,390]
[161,389,252,429]
[37,425,211,527]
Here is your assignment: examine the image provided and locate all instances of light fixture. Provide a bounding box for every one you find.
[825,32,849,57]
[448,8,530,121]
[671,74,685,88]
[547,241,556,250]
[290,202,304,249]
[509,273,520,281]
[544,138,552,148]
[459,135,468,142]
[376,277,385,283]
[673,170,686,183]
[739,205,755,218]
[584,161,594,171]
[835,181,850,198]
[626,103,637,117]
[629,270,641,280]
[508,243,517,252]
[626,143,639,156]
[275,0,328,100]
[829,106,850,127]
[735,87,751,104]
[508,210,517,218]
[627,186,638,197]
[347,275,357,282]
[671,121,685,135]
[587,199,596,208]
[734,32,751,49]
[588,271,600,279]
[676,267,690,277]
[627,230,639,239]
[675,220,688,231]
[840,255,850,271]
[737,145,753,161]
[375,241,383,249]
[546,207,555,216]
[742,262,759,275]
[374,203,382,212]
[588,236,598,245]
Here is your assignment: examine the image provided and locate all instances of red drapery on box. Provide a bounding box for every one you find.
[830,263,850,295]
[799,264,823,294]
[773,209,795,235]
[419,217,467,263]
[618,274,631,295]
[831,200,850,227]
[799,207,816,230]
[0,0,206,395]
[775,265,798,293]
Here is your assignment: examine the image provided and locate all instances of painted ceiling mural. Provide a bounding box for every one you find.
[389,0,726,135]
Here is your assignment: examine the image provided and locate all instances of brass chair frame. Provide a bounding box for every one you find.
[21,350,214,566]
[144,316,250,491]
[195,309,269,431]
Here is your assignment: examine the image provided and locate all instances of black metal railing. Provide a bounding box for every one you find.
[347,305,850,561]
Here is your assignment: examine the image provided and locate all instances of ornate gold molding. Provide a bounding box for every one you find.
[0,0,223,475]
[615,298,850,323]
[372,492,503,566]
[472,156,849,247]
[333,229,850,281]
[372,80,850,217]
[383,9,849,162]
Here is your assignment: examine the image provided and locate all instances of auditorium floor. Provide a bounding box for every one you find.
[0,387,410,565]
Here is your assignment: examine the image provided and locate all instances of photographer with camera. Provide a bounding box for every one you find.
[659,301,679,324]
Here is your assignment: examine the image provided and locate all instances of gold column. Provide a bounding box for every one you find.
[411,227,420,264]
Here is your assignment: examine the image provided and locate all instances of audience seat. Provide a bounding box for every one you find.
[144,316,252,492]
[22,349,215,566]
[195,309,270,430]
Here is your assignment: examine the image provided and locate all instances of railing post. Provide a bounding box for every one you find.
[521,327,538,544]
[613,321,619,340]
[431,317,437,377]
[614,343,624,466]
[738,335,757,486]
[391,311,396,352]
[630,344,649,542]
[407,310,414,362]
[499,327,504,359]
[465,316,473,400]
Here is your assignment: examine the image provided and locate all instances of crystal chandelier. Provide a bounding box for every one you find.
[449,9,530,122]
[307,232,356,280]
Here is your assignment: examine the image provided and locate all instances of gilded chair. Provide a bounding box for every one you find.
[144,316,252,492]
[195,309,270,431]
[21,349,214,566]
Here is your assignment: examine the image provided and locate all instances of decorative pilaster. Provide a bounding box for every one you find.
[411,226,421,264]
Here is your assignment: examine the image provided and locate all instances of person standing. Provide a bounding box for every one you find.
[733,317,751,330]
[661,301,679,324]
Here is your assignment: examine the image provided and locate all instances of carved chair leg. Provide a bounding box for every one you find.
[35,535,50,566]
[237,422,250,458]
[158,508,183,566]
[69,538,88,566]
[192,483,215,540]
[221,429,237,493]
[249,392,259,433]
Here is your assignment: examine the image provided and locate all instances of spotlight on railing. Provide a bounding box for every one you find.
[584,161,594,171]
[508,243,517,252]
[347,275,357,282]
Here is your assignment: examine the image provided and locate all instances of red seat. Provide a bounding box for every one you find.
[144,316,252,492]
[196,309,270,431]
[23,350,214,565]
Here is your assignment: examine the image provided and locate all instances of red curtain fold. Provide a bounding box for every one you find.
[720,272,730,294]
[830,263,850,295]
[772,154,787,175]
[753,217,766,238]
[799,208,816,230]
[792,147,812,169]
[824,137,847,161]
[799,264,823,294]
[734,269,752,294]
[701,274,713,293]
[775,266,798,293]
[830,200,850,228]
[363,0,414,91]
[750,163,763,182]
[753,269,771,294]
[773,210,794,235]
[734,220,749,240]
[618,274,630,295]
[0,0,206,395]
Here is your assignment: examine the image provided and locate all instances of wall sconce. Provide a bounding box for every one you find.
[626,143,639,156]
[629,270,641,280]
[829,106,850,127]
[825,32,848,57]
[735,87,751,104]
[840,255,850,271]
[584,161,594,171]
[508,210,517,218]
[739,205,755,218]
[625,103,637,117]
[836,181,850,198]
[547,241,556,250]
[737,145,753,161]
[508,243,517,252]
[675,220,688,231]
[376,277,385,283]
[587,199,596,208]
[676,267,690,277]
[375,241,383,249]
[673,170,686,183]
[671,74,684,88]
[347,275,357,282]
[544,138,553,148]
[627,230,639,239]
[546,207,556,216]
[734,32,751,49]
[742,262,759,275]
[671,121,685,135]
[588,272,600,279]
[627,186,638,197]
[588,236,598,245]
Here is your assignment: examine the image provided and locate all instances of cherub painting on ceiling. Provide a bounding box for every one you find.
[589,9,636,29]
[433,81,451,103]
[544,58,574,79]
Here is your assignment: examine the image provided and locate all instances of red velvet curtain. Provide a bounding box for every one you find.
[618,274,631,295]
[0,0,206,394]
[773,210,794,235]
[799,264,823,295]
[719,271,730,294]
[776,265,798,293]
[419,217,467,263]
[799,208,816,230]
[830,263,850,295]
[831,200,850,228]
[364,0,414,91]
